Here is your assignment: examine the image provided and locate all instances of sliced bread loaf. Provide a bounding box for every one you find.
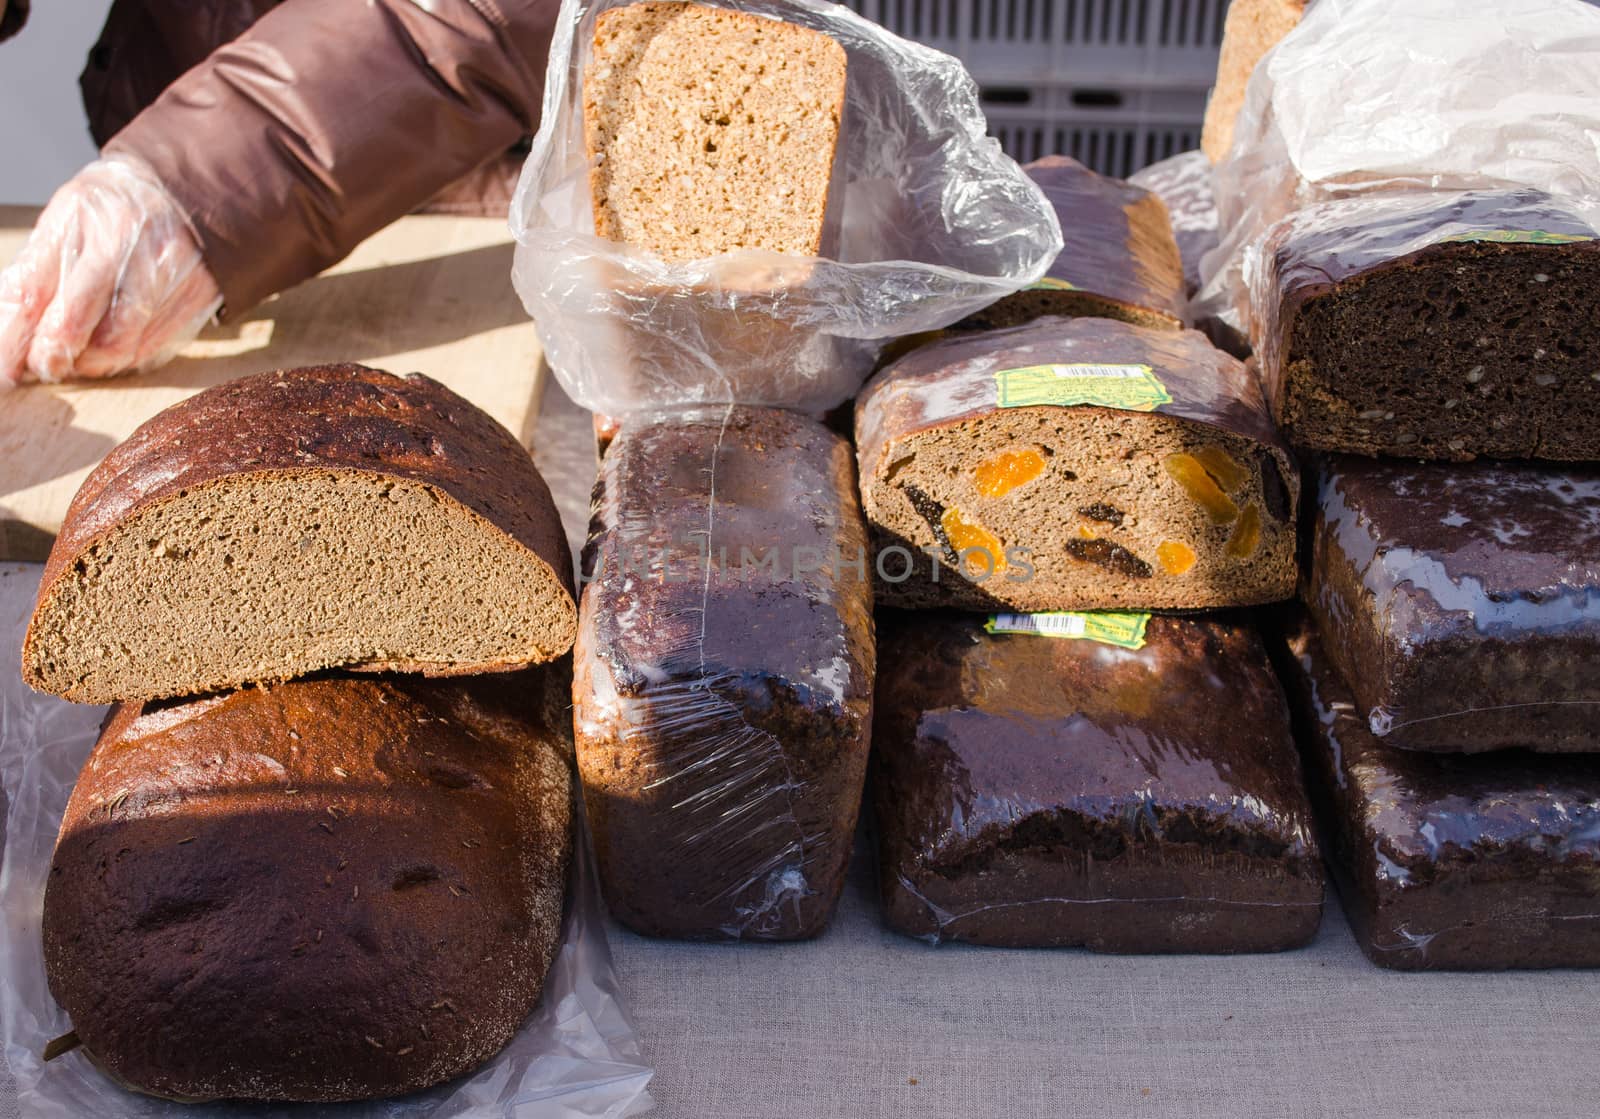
[955,156,1188,333]
[855,316,1299,611]
[23,364,577,704]
[1254,189,1600,460]
[583,1,847,261]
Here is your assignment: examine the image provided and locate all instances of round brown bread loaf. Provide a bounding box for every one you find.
[42,672,572,1103]
[23,364,577,705]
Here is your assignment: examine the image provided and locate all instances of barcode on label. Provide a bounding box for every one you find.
[983,610,1151,649]
[1050,364,1151,379]
[991,612,1086,636]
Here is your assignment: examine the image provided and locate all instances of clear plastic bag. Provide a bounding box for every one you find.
[1127,149,1217,298]
[1195,0,1600,335]
[509,0,1062,416]
[0,565,654,1119]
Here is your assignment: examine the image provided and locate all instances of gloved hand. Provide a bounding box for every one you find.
[0,155,222,387]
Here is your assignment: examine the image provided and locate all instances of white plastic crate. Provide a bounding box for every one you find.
[843,0,1223,177]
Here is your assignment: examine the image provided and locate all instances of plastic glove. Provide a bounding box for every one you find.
[0,155,222,387]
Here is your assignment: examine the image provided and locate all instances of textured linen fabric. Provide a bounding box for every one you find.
[2,383,1597,1117]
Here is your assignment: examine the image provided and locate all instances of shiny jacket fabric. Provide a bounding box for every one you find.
[0,0,28,42]
[99,0,558,318]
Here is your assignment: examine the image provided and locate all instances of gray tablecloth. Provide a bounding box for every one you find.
[3,382,1597,1118]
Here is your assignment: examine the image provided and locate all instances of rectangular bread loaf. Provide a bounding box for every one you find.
[1278,613,1600,970]
[873,611,1324,951]
[1253,189,1600,460]
[573,405,874,940]
[583,1,847,261]
[1304,455,1600,752]
[855,316,1299,611]
[955,156,1187,332]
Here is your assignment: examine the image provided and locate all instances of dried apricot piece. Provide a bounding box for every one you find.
[940,508,1008,575]
[1190,445,1251,492]
[1157,540,1197,575]
[1164,453,1238,524]
[973,447,1047,498]
[1226,504,1262,559]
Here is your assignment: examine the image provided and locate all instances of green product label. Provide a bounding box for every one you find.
[1438,230,1595,245]
[1027,276,1079,291]
[995,362,1173,412]
[983,611,1150,650]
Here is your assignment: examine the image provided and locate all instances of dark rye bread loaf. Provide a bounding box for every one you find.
[1253,189,1600,460]
[955,156,1187,333]
[1277,613,1600,970]
[43,672,573,1102]
[1305,455,1600,752]
[873,611,1323,951]
[23,365,577,705]
[855,316,1299,611]
[1128,149,1220,299]
[574,406,874,940]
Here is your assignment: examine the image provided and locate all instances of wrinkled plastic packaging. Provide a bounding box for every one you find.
[1195,0,1600,336]
[871,611,1324,952]
[1247,186,1600,414]
[510,0,1062,416]
[1302,457,1600,754]
[1127,149,1217,298]
[572,407,874,940]
[0,565,654,1119]
[1278,611,1600,970]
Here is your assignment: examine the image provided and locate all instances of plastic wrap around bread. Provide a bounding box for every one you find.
[1252,189,1600,461]
[1304,456,1600,753]
[21,365,577,706]
[873,611,1324,951]
[573,405,874,941]
[854,316,1299,611]
[1279,613,1600,970]
[41,672,573,1102]
[954,155,1187,333]
[511,0,1061,417]
[1129,150,1220,300]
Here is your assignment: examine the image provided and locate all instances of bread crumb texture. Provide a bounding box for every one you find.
[584,2,846,260]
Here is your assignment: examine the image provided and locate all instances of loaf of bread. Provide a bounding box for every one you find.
[42,672,572,1102]
[955,156,1186,332]
[584,1,847,261]
[1254,189,1600,460]
[855,316,1299,611]
[1305,455,1600,753]
[1279,612,1600,969]
[1128,149,1219,299]
[874,611,1323,951]
[1200,0,1308,163]
[23,365,577,705]
[574,406,873,940]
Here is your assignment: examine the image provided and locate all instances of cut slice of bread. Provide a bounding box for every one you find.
[854,317,1299,611]
[583,1,847,261]
[1201,0,1308,163]
[23,365,577,704]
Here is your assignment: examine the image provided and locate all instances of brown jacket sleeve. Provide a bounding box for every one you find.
[0,0,29,43]
[104,0,559,319]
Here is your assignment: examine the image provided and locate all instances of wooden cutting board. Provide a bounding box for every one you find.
[0,207,546,561]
